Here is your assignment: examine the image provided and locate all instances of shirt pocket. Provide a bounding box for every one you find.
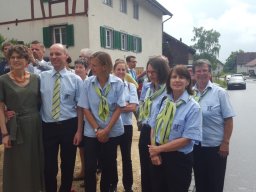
[61,90,76,104]
[201,103,220,117]
[169,119,185,140]
[108,91,119,112]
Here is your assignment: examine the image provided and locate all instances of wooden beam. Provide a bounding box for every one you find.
[65,0,68,16]
[31,0,34,19]
[40,0,46,18]
[0,12,87,26]
[84,0,88,16]
[72,0,76,15]
[49,1,52,17]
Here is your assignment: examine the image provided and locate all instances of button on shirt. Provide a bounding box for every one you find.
[150,91,202,154]
[78,74,126,138]
[121,81,139,125]
[194,81,235,147]
[40,68,83,122]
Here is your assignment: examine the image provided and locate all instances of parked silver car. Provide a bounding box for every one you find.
[227,76,246,90]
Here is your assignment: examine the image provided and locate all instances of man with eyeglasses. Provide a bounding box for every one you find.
[27,40,53,74]
[126,55,137,81]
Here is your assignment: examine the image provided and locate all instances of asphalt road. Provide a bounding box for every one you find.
[224,79,256,192]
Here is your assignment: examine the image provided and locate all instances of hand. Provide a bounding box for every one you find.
[2,135,12,148]
[73,131,83,146]
[27,48,36,64]
[96,129,109,143]
[4,110,15,121]
[148,144,160,157]
[150,155,162,166]
[219,142,229,158]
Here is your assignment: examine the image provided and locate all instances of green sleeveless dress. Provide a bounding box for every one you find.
[0,74,45,192]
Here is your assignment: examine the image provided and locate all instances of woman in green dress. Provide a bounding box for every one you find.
[0,45,44,192]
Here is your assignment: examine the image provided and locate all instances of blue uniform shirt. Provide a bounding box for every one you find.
[40,68,83,122]
[194,81,235,147]
[121,81,139,125]
[150,91,202,154]
[139,81,151,102]
[78,74,126,138]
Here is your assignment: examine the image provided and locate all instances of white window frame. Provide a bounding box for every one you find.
[105,29,113,48]
[133,37,139,53]
[120,0,127,13]
[103,0,112,6]
[121,33,128,50]
[133,0,139,19]
[52,26,67,45]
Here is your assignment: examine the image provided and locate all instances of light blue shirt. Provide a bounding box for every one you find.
[150,91,202,154]
[40,68,83,122]
[27,60,53,75]
[139,81,151,102]
[141,82,166,125]
[194,81,235,147]
[128,68,137,81]
[78,74,126,138]
[121,81,139,125]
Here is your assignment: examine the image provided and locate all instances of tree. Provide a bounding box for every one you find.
[191,27,221,70]
[224,50,244,73]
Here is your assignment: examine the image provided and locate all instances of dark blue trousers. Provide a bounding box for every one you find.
[42,117,77,192]
[193,144,227,192]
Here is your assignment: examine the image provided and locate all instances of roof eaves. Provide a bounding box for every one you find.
[146,0,173,16]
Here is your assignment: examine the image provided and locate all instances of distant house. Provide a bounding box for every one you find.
[245,58,256,76]
[236,52,256,74]
[162,32,196,68]
[0,0,172,68]
[212,60,224,76]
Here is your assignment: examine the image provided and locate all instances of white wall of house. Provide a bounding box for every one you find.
[0,16,90,60]
[0,0,166,69]
[88,0,163,69]
[212,63,223,76]
[237,65,249,74]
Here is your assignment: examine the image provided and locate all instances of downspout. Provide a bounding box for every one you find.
[162,15,172,54]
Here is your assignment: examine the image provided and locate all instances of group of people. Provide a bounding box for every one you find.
[0,40,235,192]
[138,57,235,192]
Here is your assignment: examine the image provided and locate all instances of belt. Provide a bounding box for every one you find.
[43,117,77,126]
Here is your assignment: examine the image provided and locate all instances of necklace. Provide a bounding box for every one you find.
[10,71,30,83]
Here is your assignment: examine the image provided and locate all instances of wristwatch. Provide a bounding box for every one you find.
[94,127,101,133]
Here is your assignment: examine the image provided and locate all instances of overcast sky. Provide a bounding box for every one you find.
[157,0,256,62]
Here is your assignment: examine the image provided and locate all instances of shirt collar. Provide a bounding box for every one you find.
[169,90,190,104]
[91,74,119,84]
[194,80,213,92]
[51,68,67,77]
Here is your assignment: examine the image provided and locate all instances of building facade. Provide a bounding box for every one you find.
[0,0,172,68]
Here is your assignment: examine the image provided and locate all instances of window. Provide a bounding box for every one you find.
[120,0,127,13]
[121,33,127,50]
[100,26,114,49]
[106,29,113,48]
[133,37,139,52]
[103,0,112,6]
[100,26,142,52]
[133,0,139,19]
[43,0,64,2]
[53,26,67,44]
[43,24,74,48]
